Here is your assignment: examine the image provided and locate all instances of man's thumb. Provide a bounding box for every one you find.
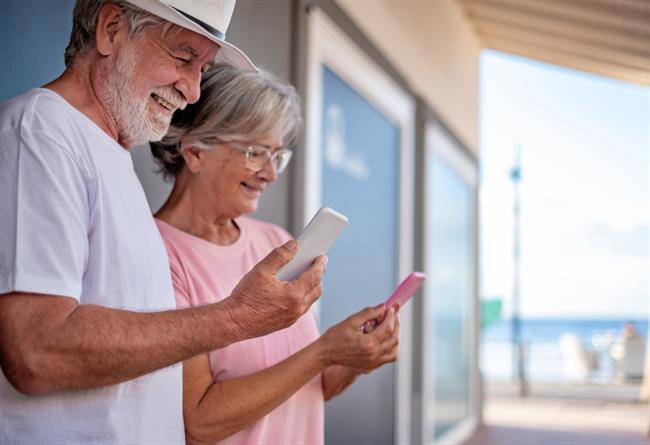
[257,240,297,273]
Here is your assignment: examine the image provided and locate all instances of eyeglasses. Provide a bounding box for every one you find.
[226,142,294,174]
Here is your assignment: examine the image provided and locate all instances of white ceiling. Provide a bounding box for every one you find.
[458,0,650,86]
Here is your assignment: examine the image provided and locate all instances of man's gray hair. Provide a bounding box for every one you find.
[150,64,303,180]
[64,0,167,68]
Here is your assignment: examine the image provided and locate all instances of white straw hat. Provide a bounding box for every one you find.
[125,0,257,72]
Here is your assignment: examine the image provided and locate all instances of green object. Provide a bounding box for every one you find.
[480,299,503,330]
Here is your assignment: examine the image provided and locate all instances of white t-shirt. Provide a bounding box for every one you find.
[0,89,184,444]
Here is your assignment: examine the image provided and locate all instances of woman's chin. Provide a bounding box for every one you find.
[236,198,259,215]
[236,185,265,214]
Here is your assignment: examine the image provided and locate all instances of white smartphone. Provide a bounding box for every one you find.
[276,207,348,281]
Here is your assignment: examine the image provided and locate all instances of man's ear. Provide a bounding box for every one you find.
[95,3,126,57]
[180,140,204,174]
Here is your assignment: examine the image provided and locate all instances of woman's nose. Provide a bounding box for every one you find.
[257,159,278,183]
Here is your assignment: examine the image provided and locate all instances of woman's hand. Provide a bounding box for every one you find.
[223,240,326,340]
[181,304,398,443]
[318,305,400,374]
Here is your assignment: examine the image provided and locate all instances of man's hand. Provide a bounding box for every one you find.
[0,240,325,395]
[317,305,400,374]
[223,240,326,340]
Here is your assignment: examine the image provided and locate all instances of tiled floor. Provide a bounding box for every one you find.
[465,424,648,445]
[464,383,650,445]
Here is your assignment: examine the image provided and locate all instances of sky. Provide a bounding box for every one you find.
[479,50,650,320]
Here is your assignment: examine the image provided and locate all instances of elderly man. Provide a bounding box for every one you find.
[0,1,325,443]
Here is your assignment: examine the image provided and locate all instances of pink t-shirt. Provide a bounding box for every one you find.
[156,217,324,445]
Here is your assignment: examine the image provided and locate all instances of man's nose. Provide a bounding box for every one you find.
[175,65,202,104]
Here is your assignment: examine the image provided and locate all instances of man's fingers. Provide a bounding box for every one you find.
[257,240,298,274]
[291,255,326,289]
[302,281,324,307]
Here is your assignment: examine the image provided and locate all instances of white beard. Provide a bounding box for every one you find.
[101,46,181,147]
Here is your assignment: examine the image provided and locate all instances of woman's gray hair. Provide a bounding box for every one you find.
[150,63,303,181]
[64,0,170,68]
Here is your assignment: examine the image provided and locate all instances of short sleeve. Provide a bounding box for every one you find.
[0,129,88,299]
[170,267,192,310]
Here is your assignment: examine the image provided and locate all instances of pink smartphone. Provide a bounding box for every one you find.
[362,272,426,333]
[385,272,426,309]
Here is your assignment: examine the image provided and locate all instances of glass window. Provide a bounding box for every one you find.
[319,66,400,445]
[425,127,475,441]
[303,12,416,443]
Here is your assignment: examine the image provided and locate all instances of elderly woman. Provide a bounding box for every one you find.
[150,64,399,445]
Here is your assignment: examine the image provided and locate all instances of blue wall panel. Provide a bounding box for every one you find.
[0,0,75,102]
[320,66,400,445]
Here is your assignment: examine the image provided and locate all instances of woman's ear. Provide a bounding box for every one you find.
[180,140,204,174]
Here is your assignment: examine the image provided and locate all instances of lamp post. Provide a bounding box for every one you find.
[510,143,528,396]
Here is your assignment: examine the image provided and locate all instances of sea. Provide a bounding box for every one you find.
[480,318,648,382]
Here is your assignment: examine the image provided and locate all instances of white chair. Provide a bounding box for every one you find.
[611,335,646,382]
[559,333,590,383]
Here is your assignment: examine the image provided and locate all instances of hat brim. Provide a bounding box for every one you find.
[125,0,258,72]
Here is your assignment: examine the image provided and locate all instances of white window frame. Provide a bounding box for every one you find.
[422,123,480,445]
[300,8,416,445]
